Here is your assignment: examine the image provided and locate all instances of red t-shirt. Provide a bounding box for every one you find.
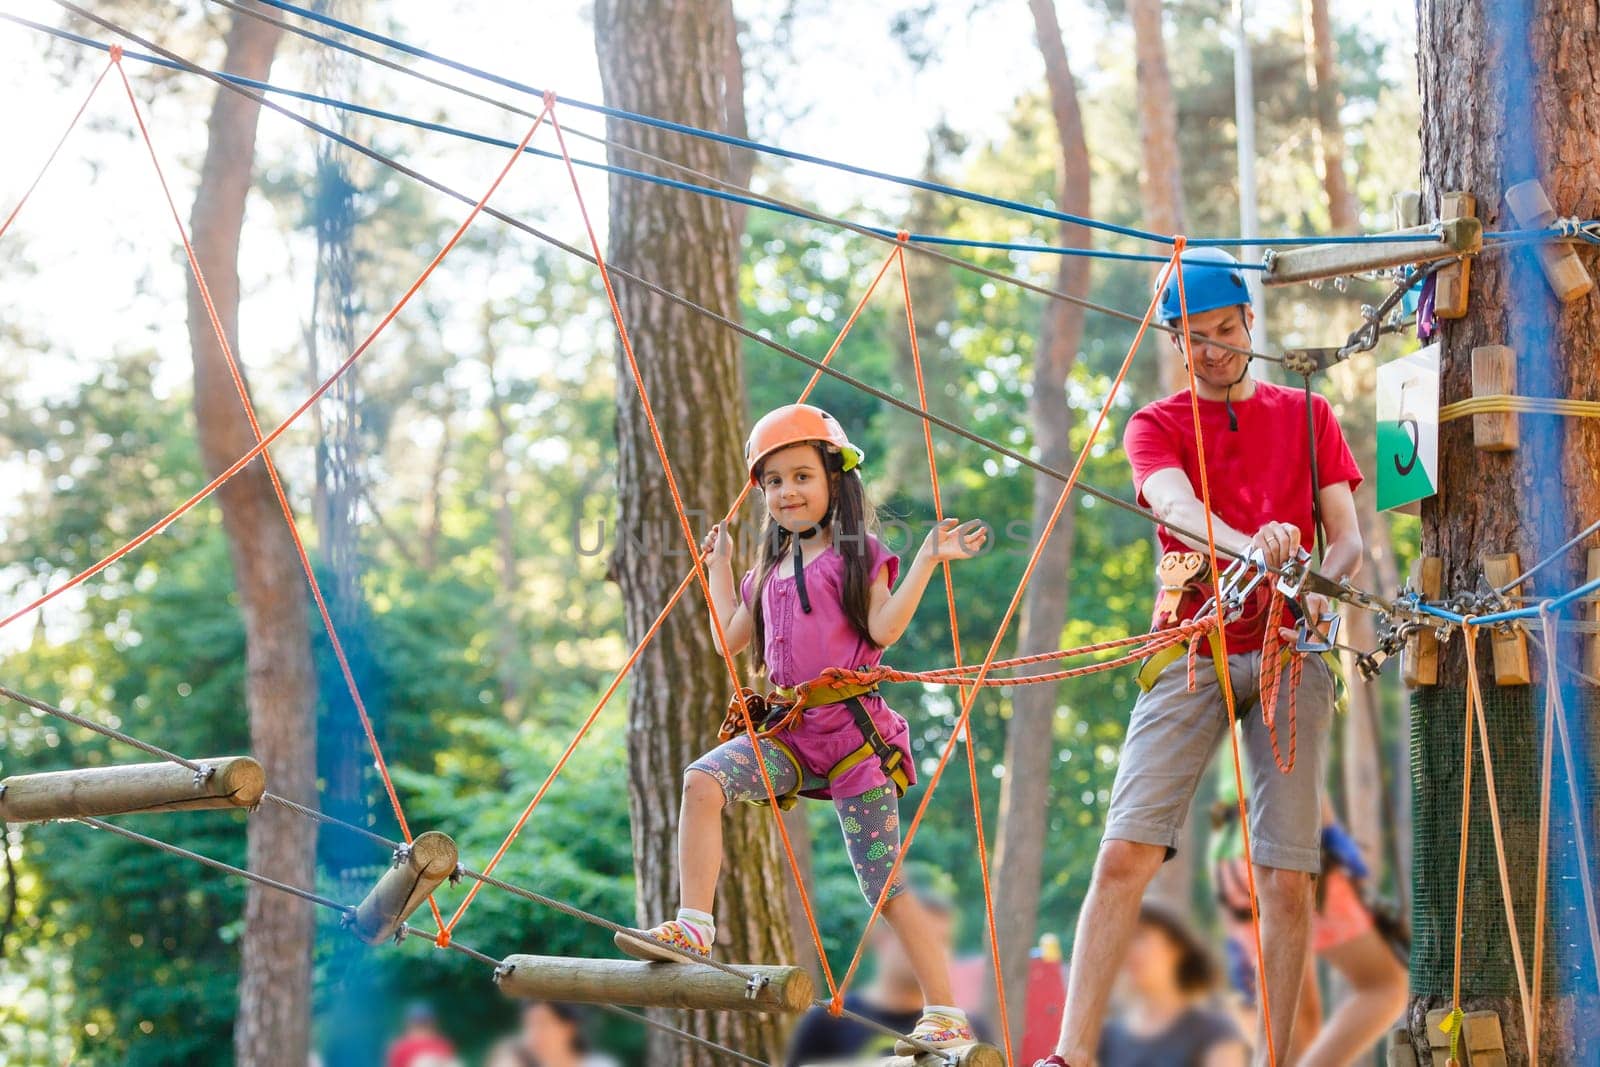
[1124,381,1363,652]
[385,1034,456,1067]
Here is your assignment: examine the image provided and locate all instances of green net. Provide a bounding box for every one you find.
[1410,685,1600,997]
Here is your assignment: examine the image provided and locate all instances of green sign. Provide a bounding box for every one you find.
[1375,343,1440,512]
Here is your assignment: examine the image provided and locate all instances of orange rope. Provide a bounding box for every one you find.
[109,53,463,925]
[444,243,905,935]
[1172,237,1276,1066]
[830,245,1179,1010]
[0,54,114,243]
[1255,586,1302,774]
[1461,623,1535,1059]
[0,89,545,642]
[546,103,838,996]
[893,242,1014,1064]
[1446,625,1477,1067]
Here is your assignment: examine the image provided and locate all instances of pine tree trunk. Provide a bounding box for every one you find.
[987,0,1092,1048]
[1302,0,1360,233]
[1414,1,1599,1060]
[186,8,316,1065]
[1128,0,1191,398]
[593,3,794,1063]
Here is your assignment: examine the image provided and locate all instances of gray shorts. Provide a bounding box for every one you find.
[1103,649,1336,874]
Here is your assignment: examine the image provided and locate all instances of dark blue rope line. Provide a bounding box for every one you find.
[253,0,1177,247]
[15,16,1242,269]
[250,0,1470,252]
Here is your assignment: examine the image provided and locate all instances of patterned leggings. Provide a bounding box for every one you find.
[688,735,905,905]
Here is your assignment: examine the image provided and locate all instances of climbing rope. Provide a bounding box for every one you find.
[0,51,114,242]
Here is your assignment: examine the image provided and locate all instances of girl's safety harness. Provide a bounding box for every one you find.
[716,676,910,810]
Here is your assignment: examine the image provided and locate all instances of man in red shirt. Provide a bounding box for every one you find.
[385,1002,461,1067]
[1036,249,1364,1067]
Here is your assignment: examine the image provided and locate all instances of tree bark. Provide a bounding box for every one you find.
[986,0,1093,1049]
[185,8,315,1065]
[594,3,794,1063]
[1302,0,1360,233]
[1415,1,1599,1060]
[1128,0,1191,398]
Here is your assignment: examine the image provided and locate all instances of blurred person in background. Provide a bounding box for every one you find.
[487,1001,619,1067]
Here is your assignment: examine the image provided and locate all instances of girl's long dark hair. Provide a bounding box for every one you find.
[748,442,880,676]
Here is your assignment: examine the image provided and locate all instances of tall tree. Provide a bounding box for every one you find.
[988,0,1093,1048]
[1414,0,1598,1061]
[1128,0,1190,398]
[593,2,794,1062]
[184,7,317,1064]
[1301,0,1360,232]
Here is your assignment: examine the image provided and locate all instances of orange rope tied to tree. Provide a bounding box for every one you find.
[1171,235,1278,1066]
[1460,623,1535,1061]
[891,237,1013,1064]
[828,244,1183,1016]
[444,242,908,937]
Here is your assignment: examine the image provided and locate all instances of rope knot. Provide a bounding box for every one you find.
[896,230,910,244]
[542,89,557,112]
[108,43,124,63]
[435,927,452,949]
[1171,234,1187,253]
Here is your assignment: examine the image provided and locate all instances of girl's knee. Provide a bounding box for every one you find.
[684,767,729,808]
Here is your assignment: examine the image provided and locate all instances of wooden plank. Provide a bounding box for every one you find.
[1435,192,1477,318]
[1469,345,1518,451]
[799,1044,1004,1067]
[1483,553,1533,686]
[1425,1008,1506,1065]
[1505,179,1596,302]
[0,756,264,823]
[495,954,813,1013]
[1263,218,1482,287]
[1405,558,1443,687]
[1586,548,1600,679]
[350,831,458,945]
[1394,190,1422,228]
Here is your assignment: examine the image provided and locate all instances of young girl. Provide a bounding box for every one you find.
[614,403,987,1053]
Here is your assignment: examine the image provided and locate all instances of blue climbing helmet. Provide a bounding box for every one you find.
[1157,247,1251,325]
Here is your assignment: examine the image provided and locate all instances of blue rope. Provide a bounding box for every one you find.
[249,0,1478,253]
[10,16,1236,269]
[251,0,1176,247]
[1412,575,1600,627]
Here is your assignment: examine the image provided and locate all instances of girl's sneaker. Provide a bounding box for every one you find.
[894,1009,976,1055]
[1032,1058,1073,1067]
[613,919,712,963]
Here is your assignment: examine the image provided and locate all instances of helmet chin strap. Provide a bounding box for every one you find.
[791,499,833,614]
[1223,360,1252,432]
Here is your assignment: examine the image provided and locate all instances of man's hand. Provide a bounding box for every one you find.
[1250,521,1302,569]
[1281,591,1334,644]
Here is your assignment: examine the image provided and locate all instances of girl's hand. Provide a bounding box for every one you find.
[918,517,988,564]
[700,522,734,567]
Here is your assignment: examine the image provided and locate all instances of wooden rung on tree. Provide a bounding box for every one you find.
[1482,553,1533,686]
[1425,1007,1507,1067]
[800,1044,1005,1067]
[494,954,813,1014]
[0,756,265,824]
[1404,557,1443,688]
[1435,192,1477,318]
[349,831,459,945]
[1504,179,1596,303]
[1469,345,1518,451]
[1262,217,1482,287]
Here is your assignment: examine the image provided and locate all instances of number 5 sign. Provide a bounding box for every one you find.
[1376,343,1440,512]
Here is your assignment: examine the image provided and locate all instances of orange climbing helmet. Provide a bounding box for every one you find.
[744,404,864,486]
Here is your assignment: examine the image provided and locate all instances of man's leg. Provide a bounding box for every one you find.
[1251,865,1316,1065]
[1049,657,1233,1064]
[1052,839,1167,1063]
